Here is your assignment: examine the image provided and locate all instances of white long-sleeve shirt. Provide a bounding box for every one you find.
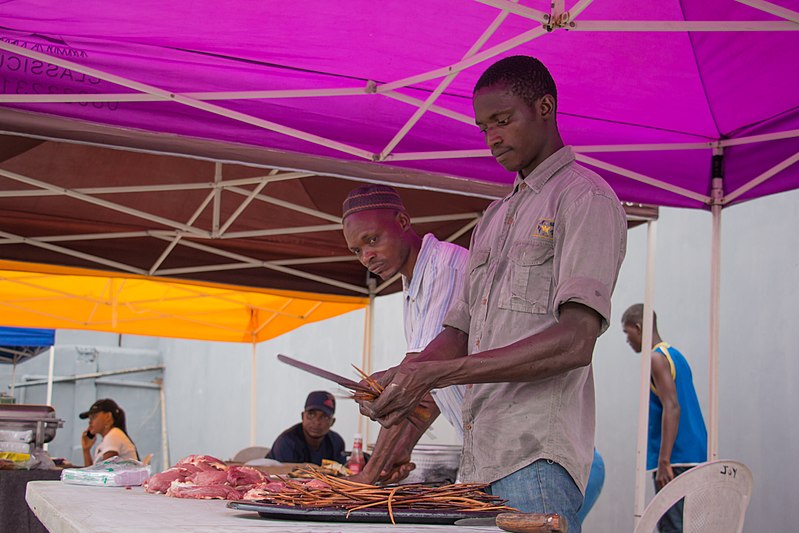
[402,233,468,440]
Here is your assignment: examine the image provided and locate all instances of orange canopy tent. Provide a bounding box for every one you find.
[0,260,367,344]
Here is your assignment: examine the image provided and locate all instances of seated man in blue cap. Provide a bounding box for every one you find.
[266,391,349,466]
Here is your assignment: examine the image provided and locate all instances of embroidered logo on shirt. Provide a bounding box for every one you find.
[532,219,555,240]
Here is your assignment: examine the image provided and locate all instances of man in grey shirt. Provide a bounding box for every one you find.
[356,56,626,531]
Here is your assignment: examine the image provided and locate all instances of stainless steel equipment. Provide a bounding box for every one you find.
[0,404,64,449]
[402,443,461,484]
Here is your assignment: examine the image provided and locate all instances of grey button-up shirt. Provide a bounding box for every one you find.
[443,146,627,492]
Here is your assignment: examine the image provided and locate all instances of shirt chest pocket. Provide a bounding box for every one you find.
[499,241,554,314]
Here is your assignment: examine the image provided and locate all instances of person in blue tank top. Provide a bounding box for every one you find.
[622,304,708,533]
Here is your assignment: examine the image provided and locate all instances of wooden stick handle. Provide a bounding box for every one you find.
[496,512,566,533]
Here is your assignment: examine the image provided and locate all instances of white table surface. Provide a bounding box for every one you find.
[26,481,503,532]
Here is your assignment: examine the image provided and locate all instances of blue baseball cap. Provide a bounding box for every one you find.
[304,391,335,417]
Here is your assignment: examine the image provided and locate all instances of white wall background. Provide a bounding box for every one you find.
[585,188,799,532]
[2,188,796,531]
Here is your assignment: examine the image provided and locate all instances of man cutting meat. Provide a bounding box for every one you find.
[354,56,627,532]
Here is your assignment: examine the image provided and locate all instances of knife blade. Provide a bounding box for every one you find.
[453,516,499,526]
[277,354,373,393]
[277,354,435,428]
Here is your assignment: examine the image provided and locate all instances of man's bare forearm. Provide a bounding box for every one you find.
[659,404,680,465]
[412,326,469,363]
[428,303,600,388]
[357,422,411,482]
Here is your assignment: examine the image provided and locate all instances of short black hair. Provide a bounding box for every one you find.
[622,303,658,329]
[474,55,558,112]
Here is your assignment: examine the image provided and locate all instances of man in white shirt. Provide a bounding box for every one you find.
[341,184,468,483]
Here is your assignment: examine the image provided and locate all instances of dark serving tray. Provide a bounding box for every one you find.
[227,500,502,525]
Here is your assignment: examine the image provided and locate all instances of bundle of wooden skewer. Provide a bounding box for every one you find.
[260,468,517,524]
[349,364,432,427]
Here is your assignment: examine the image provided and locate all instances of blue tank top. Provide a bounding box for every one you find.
[647,342,708,470]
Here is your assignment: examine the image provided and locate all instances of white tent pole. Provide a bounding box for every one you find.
[0,87,371,104]
[151,235,370,294]
[381,91,475,125]
[568,0,596,19]
[0,229,148,275]
[576,142,710,153]
[223,186,348,223]
[576,154,711,203]
[149,192,216,275]
[0,168,209,237]
[377,26,546,93]
[634,219,657,527]
[45,346,55,406]
[708,175,724,461]
[735,0,799,23]
[720,129,799,147]
[10,362,17,397]
[359,280,376,443]
[386,149,489,161]
[251,340,257,447]
[212,163,222,237]
[572,20,796,31]
[723,151,799,204]
[160,380,170,469]
[43,345,56,452]
[377,134,799,162]
[218,181,269,235]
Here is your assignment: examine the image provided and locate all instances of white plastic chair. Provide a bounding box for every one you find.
[231,446,270,463]
[634,460,753,533]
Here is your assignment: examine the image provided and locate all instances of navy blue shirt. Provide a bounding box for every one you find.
[266,423,347,465]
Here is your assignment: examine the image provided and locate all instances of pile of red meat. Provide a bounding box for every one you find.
[143,454,330,501]
[144,454,266,500]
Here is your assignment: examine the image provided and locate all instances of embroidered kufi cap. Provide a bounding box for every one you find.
[342,184,408,220]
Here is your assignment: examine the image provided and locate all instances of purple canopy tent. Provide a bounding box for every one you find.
[0,1,796,206]
[0,0,797,523]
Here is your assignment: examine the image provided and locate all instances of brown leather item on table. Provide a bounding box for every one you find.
[496,512,566,533]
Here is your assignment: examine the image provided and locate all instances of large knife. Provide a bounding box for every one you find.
[277,354,373,393]
[455,512,566,532]
[277,353,434,425]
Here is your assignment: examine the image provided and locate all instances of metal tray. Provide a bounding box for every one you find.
[0,404,64,446]
[228,500,501,525]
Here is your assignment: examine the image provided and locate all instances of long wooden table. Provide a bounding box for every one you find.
[26,481,502,532]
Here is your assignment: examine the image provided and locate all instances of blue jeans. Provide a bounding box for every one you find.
[577,448,605,523]
[487,459,583,533]
[653,466,689,532]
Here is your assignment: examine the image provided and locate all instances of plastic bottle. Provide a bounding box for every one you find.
[346,433,365,475]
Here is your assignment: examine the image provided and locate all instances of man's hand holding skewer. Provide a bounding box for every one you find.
[357,360,443,428]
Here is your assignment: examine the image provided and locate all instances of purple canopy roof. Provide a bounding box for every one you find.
[0,0,797,209]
